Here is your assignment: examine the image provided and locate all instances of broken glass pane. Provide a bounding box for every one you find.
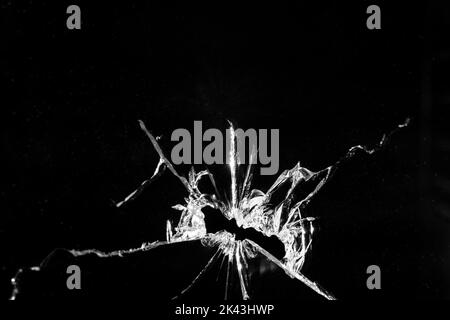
[10,118,409,300]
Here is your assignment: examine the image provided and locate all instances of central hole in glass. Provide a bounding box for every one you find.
[202,206,285,260]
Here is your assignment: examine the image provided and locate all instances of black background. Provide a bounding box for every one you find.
[1,1,449,301]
